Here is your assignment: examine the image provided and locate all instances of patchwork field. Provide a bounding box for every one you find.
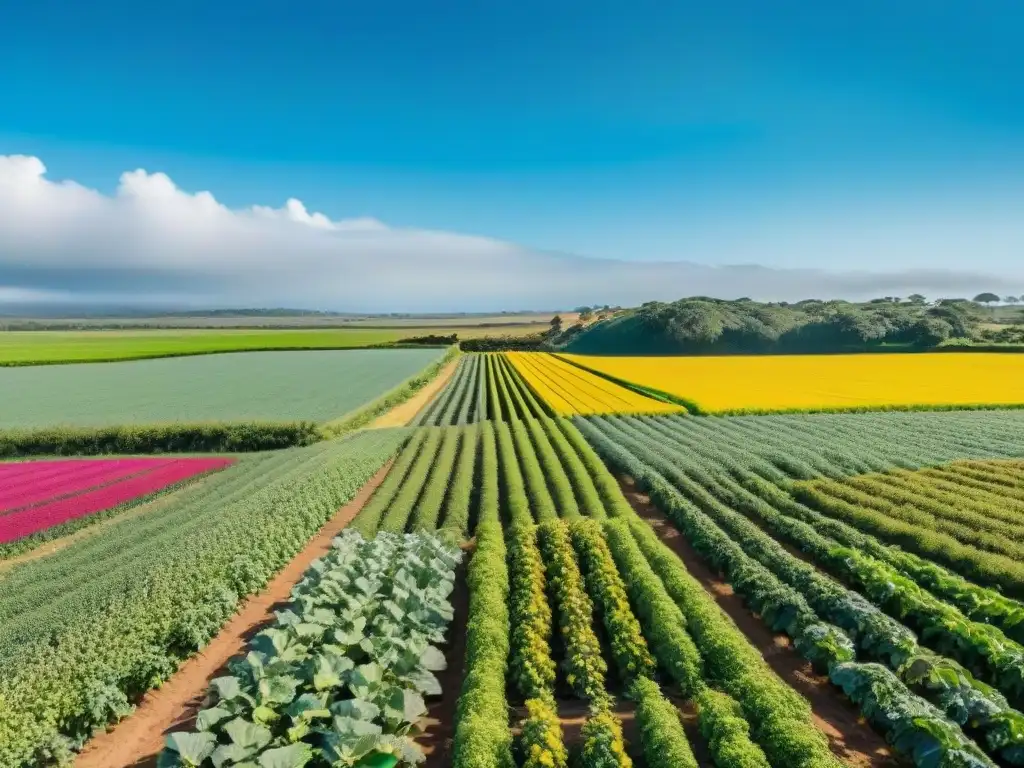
[0,348,443,428]
[507,351,684,416]
[7,348,1024,768]
[0,456,233,553]
[561,351,1024,413]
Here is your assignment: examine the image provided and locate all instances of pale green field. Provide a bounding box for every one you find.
[0,349,443,427]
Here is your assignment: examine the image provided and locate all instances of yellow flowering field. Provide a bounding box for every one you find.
[560,352,1024,413]
[504,351,684,416]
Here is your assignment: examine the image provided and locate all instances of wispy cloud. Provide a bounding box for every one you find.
[0,155,1016,311]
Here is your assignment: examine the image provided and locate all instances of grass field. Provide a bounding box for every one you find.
[563,351,1024,413]
[0,323,540,365]
[0,348,443,428]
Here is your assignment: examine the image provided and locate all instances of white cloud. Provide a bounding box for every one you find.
[0,154,1018,311]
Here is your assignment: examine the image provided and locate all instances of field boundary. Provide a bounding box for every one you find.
[0,421,320,458]
[0,341,449,367]
[321,345,460,437]
[551,353,702,413]
[73,459,395,768]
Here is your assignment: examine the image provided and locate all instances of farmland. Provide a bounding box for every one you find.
[0,317,556,365]
[0,349,443,428]
[0,457,233,554]
[561,351,1024,413]
[6,346,1024,768]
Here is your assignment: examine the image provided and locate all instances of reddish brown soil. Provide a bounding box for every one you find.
[420,557,470,767]
[618,476,898,768]
[75,460,395,768]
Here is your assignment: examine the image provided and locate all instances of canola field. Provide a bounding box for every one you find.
[561,351,1024,413]
[506,351,683,416]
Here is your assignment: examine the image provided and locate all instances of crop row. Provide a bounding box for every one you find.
[413,354,487,427]
[580,415,1017,765]
[352,425,479,540]
[641,413,1024,642]
[505,353,682,417]
[159,529,461,768]
[447,409,837,767]
[0,429,409,766]
[616,414,1024,711]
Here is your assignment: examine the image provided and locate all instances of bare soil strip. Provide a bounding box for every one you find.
[420,558,469,766]
[369,358,460,428]
[617,476,897,768]
[75,460,395,768]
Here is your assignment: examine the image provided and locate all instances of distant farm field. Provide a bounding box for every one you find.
[0,349,443,428]
[0,328,407,365]
[0,324,538,365]
[562,352,1024,413]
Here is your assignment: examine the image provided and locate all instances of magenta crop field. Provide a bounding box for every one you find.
[0,457,234,544]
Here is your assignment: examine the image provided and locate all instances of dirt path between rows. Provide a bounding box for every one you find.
[75,460,395,768]
[617,476,897,768]
[369,358,460,428]
[421,557,469,767]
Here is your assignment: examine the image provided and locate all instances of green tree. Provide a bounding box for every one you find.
[973,292,1001,306]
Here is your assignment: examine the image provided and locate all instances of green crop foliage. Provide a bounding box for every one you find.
[578,705,632,768]
[632,677,699,768]
[537,521,607,702]
[452,518,514,768]
[695,688,771,768]
[519,697,568,768]
[158,530,462,768]
[524,417,580,519]
[599,519,701,696]
[495,422,533,528]
[350,429,429,536]
[569,519,655,685]
[538,418,606,519]
[409,427,462,532]
[585,418,1018,765]
[0,348,445,429]
[507,524,557,701]
[378,429,445,533]
[511,419,558,523]
[0,430,407,766]
[438,424,479,539]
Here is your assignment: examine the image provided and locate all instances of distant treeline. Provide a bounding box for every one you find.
[563,296,996,355]
[0,422,321,458]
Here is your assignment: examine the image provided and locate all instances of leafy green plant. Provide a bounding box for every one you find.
[578,705,632,768]
[631,677,698,768]
[519,697,568,768]
[695,688,770,768]
[158,530,461,768]
[537,521,607,702]
[507,524,557,701]
[569,519,655,685]
[452,519,515,768]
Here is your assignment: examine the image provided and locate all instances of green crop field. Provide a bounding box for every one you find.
[0,323,542,365]
[0,328,407,365]
[0,348,444,428]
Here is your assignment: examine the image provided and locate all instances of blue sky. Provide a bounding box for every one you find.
[1,1,1022,308]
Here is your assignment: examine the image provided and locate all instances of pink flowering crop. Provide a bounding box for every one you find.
[0,458,176,512]
[0,457,235,544]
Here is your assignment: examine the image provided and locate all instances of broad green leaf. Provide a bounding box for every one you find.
[257,743,315,768]
[196,705,232,732]
[223,718,273,751]
[165,732,216,765]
